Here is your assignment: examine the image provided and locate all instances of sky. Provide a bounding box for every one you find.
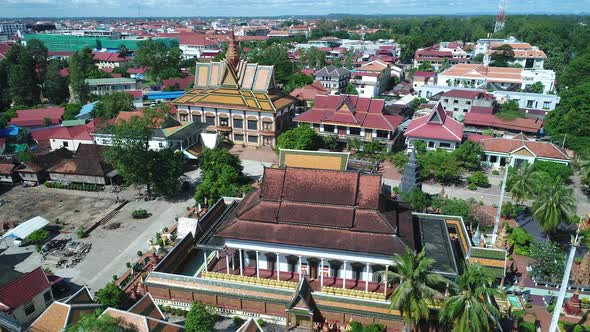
[1,0,589,18]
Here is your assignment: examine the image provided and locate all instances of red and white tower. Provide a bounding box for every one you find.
[494,0,507,33]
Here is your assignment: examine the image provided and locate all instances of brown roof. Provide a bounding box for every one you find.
[102,308,184,332]
[47,158,113,177]
[0,163,16,175]
[29,302,70,332]
[128,293,165,320]
[216,167,415,255]
[479,137,570,161]
[17,148,74,174]
[75,144,108,161]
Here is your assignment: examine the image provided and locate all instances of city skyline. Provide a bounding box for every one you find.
[1,0,589,18]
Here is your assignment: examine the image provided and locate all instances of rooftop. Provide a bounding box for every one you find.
[0,267,51,311]
[404,102,464,142]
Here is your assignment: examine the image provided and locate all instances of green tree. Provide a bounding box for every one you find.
[68,51,90,104]
[496,100,524,120]
[65,311,131,332]
[303,47,327,69]
[558,53,590,91]
[185,302,217,332]
[44,60,69,105]
[135,39,181,81]
[283,73,313,94]
[152,149,185,198]
[93,92,135,120]
[529,240,566,283]
[419,149,462,184]
[0,61,10,112]
[5,44,38,106]
[247,43,293,84]
[527,81,544,94]
[490,44,515,67]
[389,151,409,171]
[383,248,448,331]
[417,61,434,72]
[344,83,358,95]
[276,125,321,152]
[400,188,430,212]
[440,264,503,332]
[26,39,48,99]
[579,159,590,185]
[95,282,130,310]
[507,164,540,205]
[194,148,250,205]
[453,140,483,171]
[26,229,49,245]
[63,103,82,120]
[118,44,130,58]
[533,177,576,234]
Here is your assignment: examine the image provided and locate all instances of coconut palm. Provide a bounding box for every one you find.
[382,248,449,331]
[579,159,590,184]
[533,177,577,234]
[440,264,504,332]
[507,163,540,205]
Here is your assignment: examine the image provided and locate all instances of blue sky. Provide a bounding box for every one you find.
[1,0,589,17]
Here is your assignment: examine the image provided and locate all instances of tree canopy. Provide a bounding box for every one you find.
[135,39,182,81]
[93,92,135,120]
[194,148,250,205]
[185,302,217,332]
[65,312,132,332]
[276,125,322,152]
[95,282,130,310]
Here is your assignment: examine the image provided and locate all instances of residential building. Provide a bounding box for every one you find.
[475,134,570,169]
[0,162,18,184]
[93,51,129,69]
[235,26,271,37]
[9,107,64,128]
[350,60,391,98]
[47,144,116,185]
[413,71,437,90]
[289,81,331,114]
[294,94,404,149]
[144,166,501,330]
[287,25,312,38]
[493,90,560,112]
[16,148,74,185]
[438,64,555,93]
[173,28,297,147]
[474,37,546,69]
[85,78,138,96]
[159,32,221,59]
[439,89,495,120]
[313,65,351,92]
[413,42,469,71]
[28,121,97,152]
[404,102,464,152]
[464,113,544,136]
[0,267,54,332]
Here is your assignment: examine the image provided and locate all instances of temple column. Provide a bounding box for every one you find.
[298,256,303,281]
[384,265,389,296]
[225,251,230,274]
[231,251,235,270]
[320,258,325,288]
[239,249,243,276]
[343,261,347,289]
[256,251,260,279]
[365,263,370,292]
[203,250,208,272]
[276,253,280,281]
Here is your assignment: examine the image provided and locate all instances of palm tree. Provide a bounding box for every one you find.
[579,159,590,184]
[507,164,540,205]
[533,177,576,234]
[382,248,449,331]
[440,264,504,332]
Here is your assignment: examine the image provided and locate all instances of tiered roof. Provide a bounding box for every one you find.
[404,102,464,142]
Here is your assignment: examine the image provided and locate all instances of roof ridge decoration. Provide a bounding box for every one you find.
[226,20,240,70]
[427,101,447,124]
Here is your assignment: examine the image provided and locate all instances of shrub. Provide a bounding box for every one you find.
[256,318,265,327]
[132,209,149,219]
[364,323,386,332]
[76,226,87,238]
[492,169,500,175]
[26,229,49,245]
[232,316,244,326]
[126,262,132,268]
[137,250,143,257]
[468,171,490,187]
[468,183,477,190]
[519,321,536,332]
[532,161,573,181]
[112,275,118,281]
[349,321,364,332]
[389,152,409,170]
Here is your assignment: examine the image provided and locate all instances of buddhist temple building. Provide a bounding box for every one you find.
[142,166,506,330]
[173,26,297,147]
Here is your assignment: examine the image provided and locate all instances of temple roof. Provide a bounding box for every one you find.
[215,167,416,255]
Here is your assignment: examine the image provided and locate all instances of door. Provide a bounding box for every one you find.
[338,126,346,136]
[310,262,318,279]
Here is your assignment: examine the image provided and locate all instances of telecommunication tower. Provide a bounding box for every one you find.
[494,0,507,33]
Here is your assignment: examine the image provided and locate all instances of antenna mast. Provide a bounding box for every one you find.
[494,0,507,33]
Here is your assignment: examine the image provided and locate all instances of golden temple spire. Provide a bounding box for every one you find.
[226,19,240,70]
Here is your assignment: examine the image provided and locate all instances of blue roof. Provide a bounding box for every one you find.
[146,91,185,100]
[75,102,98,119]
[0,125,21,137]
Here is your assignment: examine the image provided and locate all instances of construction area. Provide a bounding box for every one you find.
[41,236,92,269]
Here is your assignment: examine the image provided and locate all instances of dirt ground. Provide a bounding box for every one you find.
[0,186,117,231]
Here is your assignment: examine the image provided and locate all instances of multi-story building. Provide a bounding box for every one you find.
[93,51,129,69]
[235,26,270,37]
[173,28,297,147]
[439,89,495,120]
[413,42,469,71]
[159,32,221,59]
[350,60,391,98]
[294,94,404,149]
[313,66,351,92]
[404,102,464,152]
[0,23,26,37]
[493,90,560,113]
[85,78,137,96]
[438,64,555,93]
[474,37,547,69]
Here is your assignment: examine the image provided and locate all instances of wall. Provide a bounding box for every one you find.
[493,90,560,111]
[405,137,458,152]
[49,138,93,151]
[49,173,106,185]
[10,289,52,326]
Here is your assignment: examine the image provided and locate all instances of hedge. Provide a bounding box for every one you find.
[470,247,506,260]
[44,181,103,192]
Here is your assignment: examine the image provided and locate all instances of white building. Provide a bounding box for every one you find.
[85,78,138,96]
[493,90,560,111]
[475,37,546,69]
[350,60,391,98]
[313,65,351,92]
[0,23,26,37]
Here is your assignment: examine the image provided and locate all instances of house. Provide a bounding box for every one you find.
[464,113,544,136]
[493,90,560,112]
[474,37,546,69]
[475,134,570,169]
[0,267,54,332]
[47,144,115,185]
[40,122,95,151]
[294,94,404,149]
[16,148,74,185]
[143,166,488,330]
[313,65,351,92]
[350,60,391,97]
[159,32,221,59]
[412,71,437,90]
[162,75,195,91]
[173,28,297,147]
[127,90,144,108]
[439,89,495,120]
[127,66,147,80]
[29,287,101,332]
[9,107,64,128]
[93,51,130,69]
[438,64,555,93]
[413,42,469,71]
[0,161,18,184]
[290,81,331,114]
[85,78,138,96]
[404,102,464,152]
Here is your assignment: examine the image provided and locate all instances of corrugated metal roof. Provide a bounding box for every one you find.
[1,216,49,240]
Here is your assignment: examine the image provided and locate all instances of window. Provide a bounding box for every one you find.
[219,118,228,127]
[376,130,389,138]
[262,121,272,131]
[158,142,163,148]
[180,114,188,121]
[63,141,69,147]
[192,115,201,123]
[454,108,459,112]
[453,99,458,104]
[526,100,534,108]
[466,101,471,105]
[323,124,335,133]
[543,101,551,109]
[43,291,52,305]
[427,141,435,148]
[443,99,449,103]
[24,302,35,316]
[234,134,244,142]
[262,136,273,146]
[490,155,498,163]
[349,127,360,136]
[248,135,258,144]
[439,142,451,148]
[233,118,243,129]
[463,109,468,113]
[247,120,257,130]
[247,251,257,267]
[205,116,215,125]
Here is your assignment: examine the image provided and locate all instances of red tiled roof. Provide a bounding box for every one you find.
[404,102,464,142]
[413,71,437,78]
[9,107,64,127]
[126,90,143,99]
[442,89,492,99]
[162,76,195,90]
[479,137,569,160]
[0,163,16,175]
[464,113,543,134]
[290,81,330,101]
[470,106,495,114]
[93,52,129,62]
[294,95,403,131]
[466,134,493,142]
[0,267,51,310]
[159,32,219,47]
[127,66,147,74]
[59,68,69,78]
[0,42,15,59]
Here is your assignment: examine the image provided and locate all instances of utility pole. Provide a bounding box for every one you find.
[491,158,511,244]
[548,225,582,332]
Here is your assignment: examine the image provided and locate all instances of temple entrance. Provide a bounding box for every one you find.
[309,261,318,279]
